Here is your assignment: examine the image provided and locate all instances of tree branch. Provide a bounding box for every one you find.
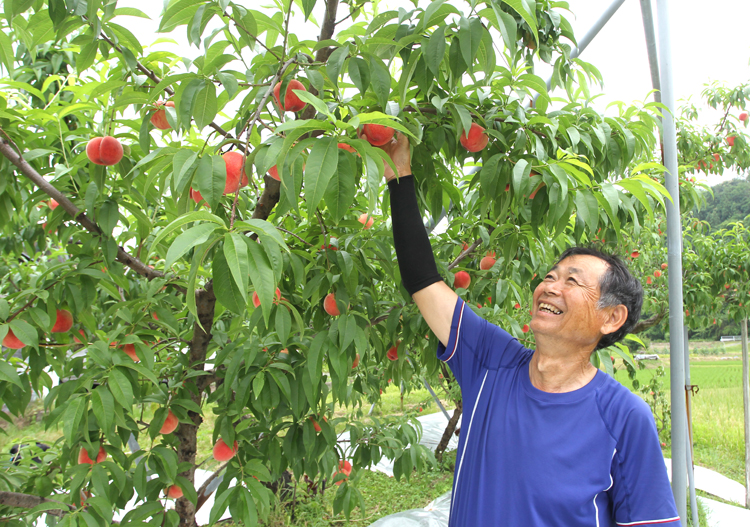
[0,133,179,289]
[0,491,72,516]
[447,239,482,270]
[631,310,666,334]
[195,461,229,511]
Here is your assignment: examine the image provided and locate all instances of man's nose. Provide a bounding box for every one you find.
[542,278,563,295]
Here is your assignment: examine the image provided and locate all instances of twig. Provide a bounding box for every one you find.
[369,305,401,326]
[195,461,229,511]
[276,226,313,246]
[447,239,482,270]
[0,491,72,516]
[223,12,282,62]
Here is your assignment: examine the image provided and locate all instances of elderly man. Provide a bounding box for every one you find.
[372,131,681,526]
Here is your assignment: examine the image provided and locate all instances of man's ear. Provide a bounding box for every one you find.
[601,304,628,336]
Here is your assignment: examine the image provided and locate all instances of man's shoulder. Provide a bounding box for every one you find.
[595,373,654,440]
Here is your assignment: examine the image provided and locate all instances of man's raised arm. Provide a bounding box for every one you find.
[365,130,457,346]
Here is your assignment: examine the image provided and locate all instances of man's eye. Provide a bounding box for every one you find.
[567,277,577,284]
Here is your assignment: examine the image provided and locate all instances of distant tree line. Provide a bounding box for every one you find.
[695,177,750,229]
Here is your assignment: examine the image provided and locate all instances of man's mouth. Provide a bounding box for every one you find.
[538,302,562,315]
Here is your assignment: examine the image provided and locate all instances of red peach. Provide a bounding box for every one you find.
[252,287,281,308]
[459,123,489,152]
[453,271,471,289]
[212,438,238,462]
[86,136,123,166]
[273,79,307,112]
[222,151,249,195]
[362,123,395,146]
[166,484,183,499]
[324,293,341,316]
[358,213,374,229]
[334,460,352,485]
[78,446,106,465]
[160,409,179,435]
[51,309,73,333]
[2,329,24,349]
[150,101,175,130]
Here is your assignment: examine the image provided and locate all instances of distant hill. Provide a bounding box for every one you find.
[695,178,750,229]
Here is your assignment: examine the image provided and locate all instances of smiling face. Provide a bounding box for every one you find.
[530,254,618,352]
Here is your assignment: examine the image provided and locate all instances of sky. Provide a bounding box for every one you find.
[117,0,750,186]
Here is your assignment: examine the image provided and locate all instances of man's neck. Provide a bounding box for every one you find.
[528,347,598,393]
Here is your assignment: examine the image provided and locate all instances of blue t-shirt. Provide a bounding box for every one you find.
[437,298,681,527]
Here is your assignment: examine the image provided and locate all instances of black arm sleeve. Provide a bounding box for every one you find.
[388,175,443,296]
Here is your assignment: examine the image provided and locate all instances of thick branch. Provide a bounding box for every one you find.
[0,491,71,516]
[631,310,666,334]
[447,239,482,270]
[434,400,462,463]
[195,461,229,511]
[0,135,173,286]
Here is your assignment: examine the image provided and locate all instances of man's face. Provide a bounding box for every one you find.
[529,254,613,350]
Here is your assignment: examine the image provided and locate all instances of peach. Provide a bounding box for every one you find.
[352,353,360,369]
[479,252,496,271]
[324,293,341,316]
[453,271,471,289]
[160,409,179,435]
[51,309,73,333]
[268,165,280,181]
[150,101,175,130]
[310,417,322,432]
[49,199,59,210]
[529,182,545,199]
[121,343,139,362]
[386,344,398,361]
[166,484,183,499]
[190,188,204,205]
[654,270,662,278]
[273,79,307,112]
[338,142,356,153]
[740,112,748,122]
[358,213,374,229]
[86,136,123,166]
[2,329,24,349]
[73,329,86,344]
[522,324,529,333]
[78,446,106,465]
[334,460,352,485]
[661,263,668,270]
[252,287,281,308]
[460,123,489,152]
[222,151,249,195]
[213,438,238,462]
[362,123,395,146]
[727,136,736,147]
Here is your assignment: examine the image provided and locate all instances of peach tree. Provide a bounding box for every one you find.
[0,0,678,525]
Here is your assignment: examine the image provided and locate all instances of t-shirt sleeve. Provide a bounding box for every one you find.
[608,400,682,526]
[436,297,527,388]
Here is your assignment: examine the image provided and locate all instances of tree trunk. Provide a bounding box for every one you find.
[435,400,462,463]
[175,285,216,527]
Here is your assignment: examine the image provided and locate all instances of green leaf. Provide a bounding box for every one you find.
[108,368,134,408]
[98,201,120,237]
[458,17,482,67]
[424,26,446,77]
[501,0,538,42]
[194,154,226,210]
[326,44,349,88]
[0,360,23,389]
[480,154,503,197]
[348,57,370,95]
[177,78,204,130]
[491,4,517,52]
[304,137,339,214]
[172,149,199,194]
[574,190,599,233]
[165,223,222,269]
[213,246,246,315]
[9,319,37,348]
[301,0,316,20]
[63,396,87,444]
[150,210,226,253]
[92,386,114,433]
[224,233,250,301]
[324,151,357,222]
[307,332,327,398]
[0,30,15,73]
[76,41,99,74]
[193,82,217,130]
[210,487,236,525]
[369,55,391,110]
[451,103,473,139]
[275,306,291,345]
[244,239,276,323]
[234,219,289,251]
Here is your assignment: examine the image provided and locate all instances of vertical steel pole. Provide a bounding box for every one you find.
[655,0,687,521]
[742,318,750,508]
[639,0,662,105]
[683,326,699,525]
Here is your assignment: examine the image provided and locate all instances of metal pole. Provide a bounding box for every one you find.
[683,326,699,526]
[655,0,688,521]
[423,378,451,420]
[639,0,662,105]
[741,318,750,508]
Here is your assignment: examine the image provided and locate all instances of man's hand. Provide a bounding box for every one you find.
[358,129,412,182]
